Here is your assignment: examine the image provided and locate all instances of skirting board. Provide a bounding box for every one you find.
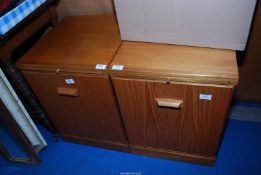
[229,104,261,123]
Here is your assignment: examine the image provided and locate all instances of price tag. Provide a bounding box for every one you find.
[199,94,212,101]
[96,64,107,70]
[112,65,124,70]
[65,79,75,84]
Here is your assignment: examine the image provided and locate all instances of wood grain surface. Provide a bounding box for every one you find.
[112,78,233,156]
[110,41,238,85]
[23,71,127,144]
[61,133,130,153]
[130,145,215,165]
[17,15,121,74]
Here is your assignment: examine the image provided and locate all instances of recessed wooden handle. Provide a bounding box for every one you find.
[155,98,183,109]
[57,87,79,97]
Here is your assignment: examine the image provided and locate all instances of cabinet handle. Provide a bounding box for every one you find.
[57,87,79,97]
[155,98,183,109]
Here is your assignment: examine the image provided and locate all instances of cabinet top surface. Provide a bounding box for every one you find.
[110,42,239,85]
[17,15,121,74]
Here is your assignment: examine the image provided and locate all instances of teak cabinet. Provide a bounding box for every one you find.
[112,79,232,163]
[16,15,129,152]
[110,42,238,164]
[17,15,239,165]
[23,73,127,150]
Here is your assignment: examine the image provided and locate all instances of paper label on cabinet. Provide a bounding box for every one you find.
[95,64,107,70]
[199,94,212,100]
[112,65,124,70]
[65,79,75,84]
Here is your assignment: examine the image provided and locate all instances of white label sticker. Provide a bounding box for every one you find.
[65,79,75,84]
[199,94,212,100]
[95,64,107,70]
[112,65,124,70]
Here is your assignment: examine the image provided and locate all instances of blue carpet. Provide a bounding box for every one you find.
[0,118,29,159]
[0,119,261,175]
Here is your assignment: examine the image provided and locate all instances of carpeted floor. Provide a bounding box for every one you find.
[0,119,261,175]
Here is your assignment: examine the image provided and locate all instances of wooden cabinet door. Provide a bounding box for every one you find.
[23,72,127,144]
[113,78,233,156]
